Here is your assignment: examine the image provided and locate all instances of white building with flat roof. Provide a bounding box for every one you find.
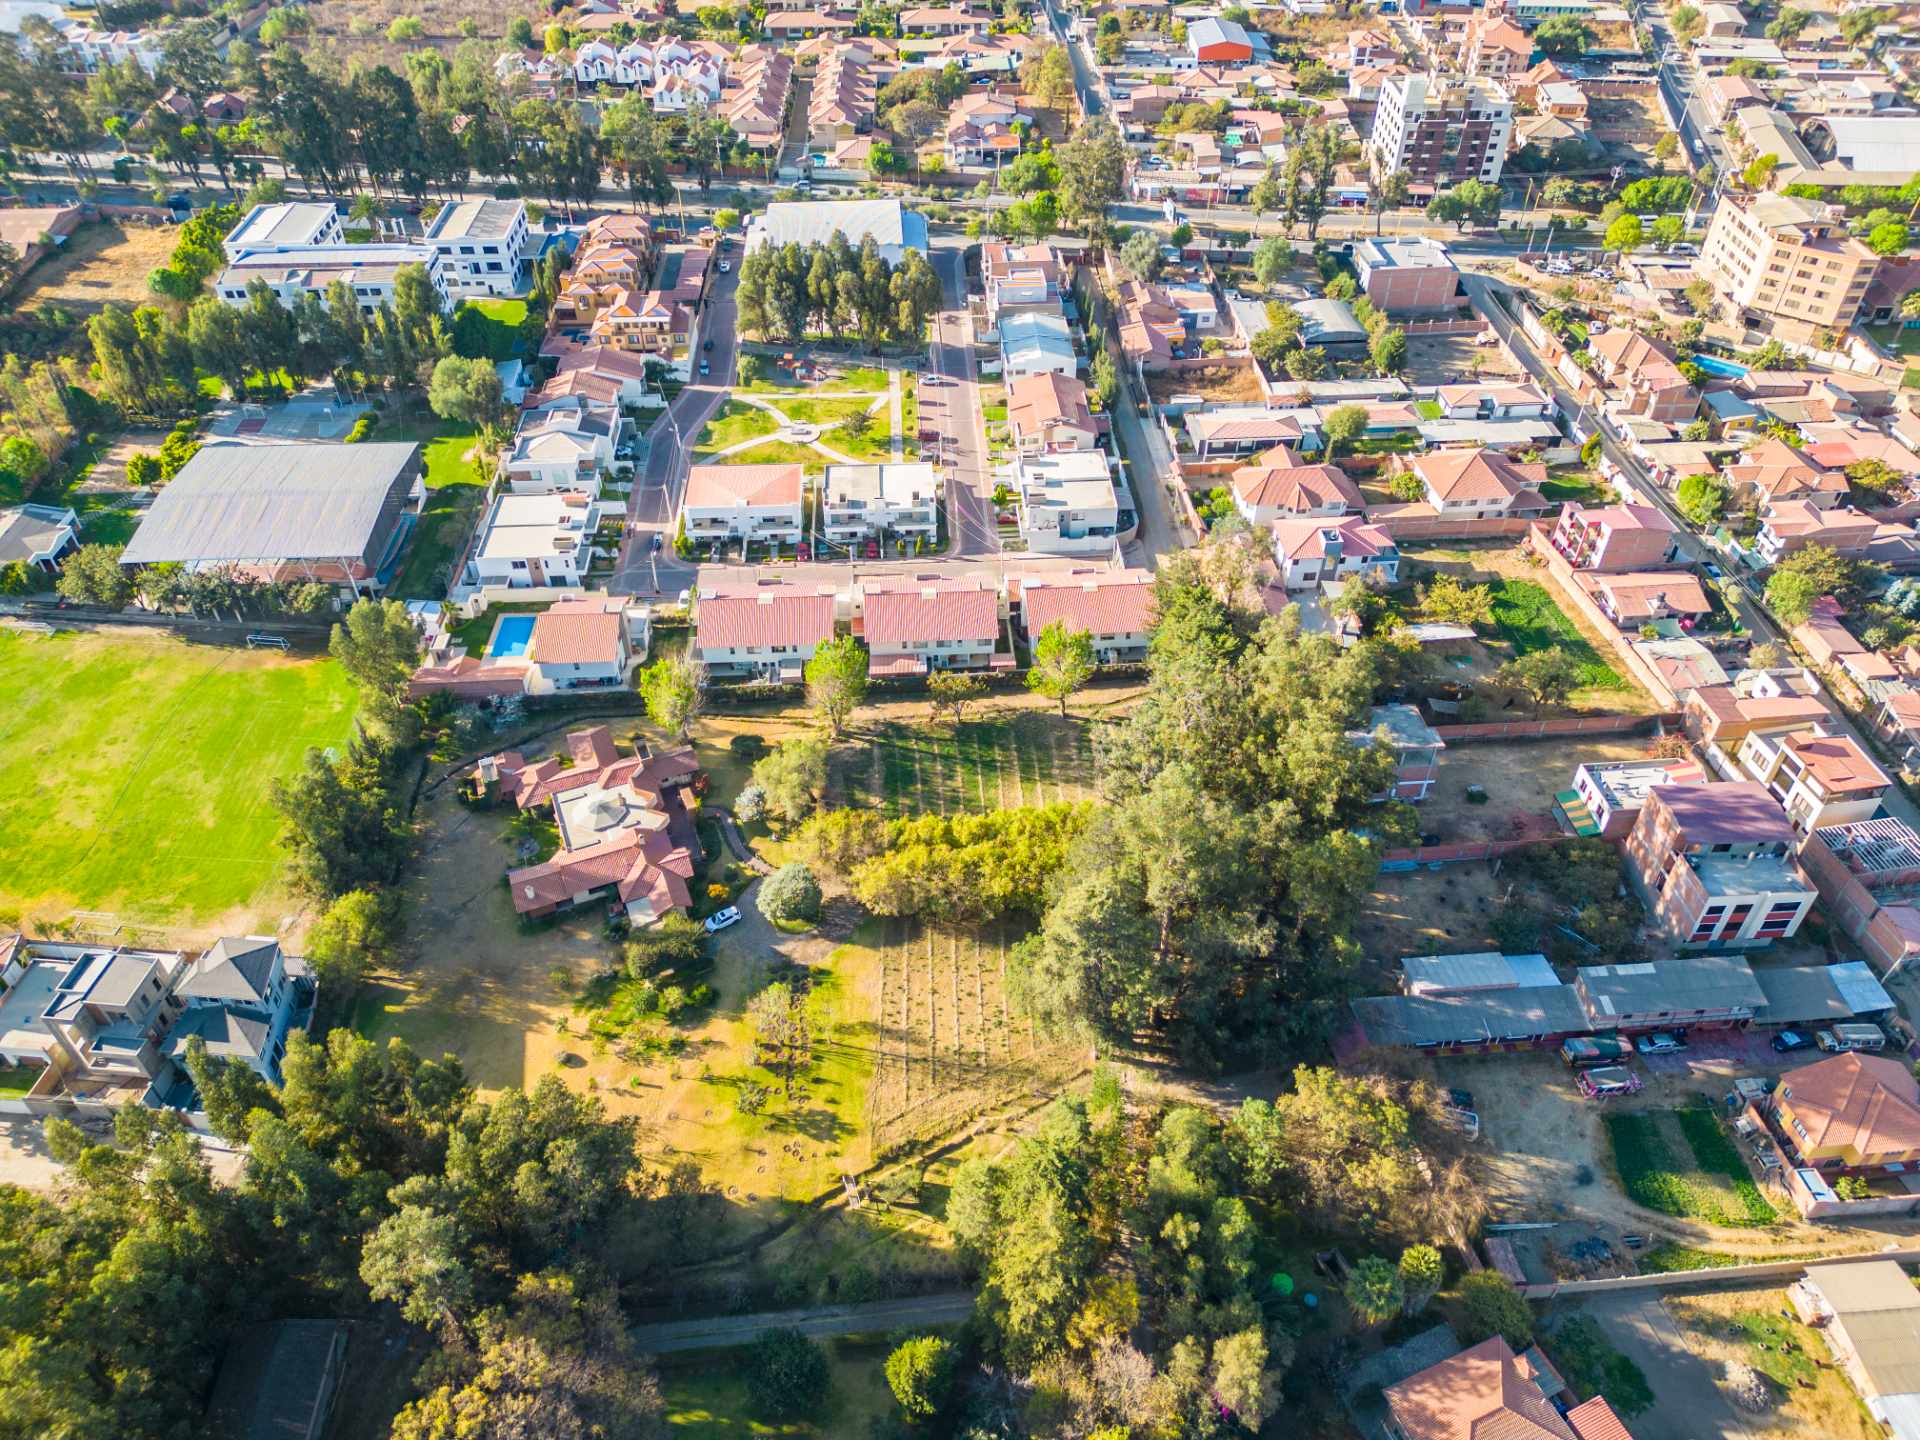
[462,491,600,593]
[1016,451,1119,555]
[215,245,451,316]
[424,198,532,297]
[222,202,344,262]
[743,198,930,264]
[822,463,939,543]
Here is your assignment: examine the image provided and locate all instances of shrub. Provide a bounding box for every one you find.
[729,732,770,761]
[735,784,768,824]
[707,883,731,903]
[746,1328,831,1418]
[1459,1271,1534,1350]
[758,863,821,924]
[886,1335,958,1420]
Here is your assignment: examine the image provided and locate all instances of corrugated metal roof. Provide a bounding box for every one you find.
[1401,952,1557,995]
[120,442,417,567]
[1352,985,1588,1048]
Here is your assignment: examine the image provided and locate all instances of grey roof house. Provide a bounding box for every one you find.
[0,503,79,571]
[119,441,421,594]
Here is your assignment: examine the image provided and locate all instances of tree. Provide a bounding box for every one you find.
[1870,221,1910,257]
[271,738,413,898]
[1847,459,1904,503]
[1772,542,1870,606]
[125,451,162,488]
[1056,116,1127,225]
[1418,575,1495,628]
[1742,153,1780,191]
[1249,171,1280,217]
[1370,326,1408,374]
[1428,179,1502,230]
[1748,641,1788,669]
[182,1035,277,1142]
[748,1328,831,1418]
[1533,16,1595,54]
[1459,1271,1535,1350]
[1285,345,1329,382]
[1765,6,1811,41]
[1028,620,1096,716]
[750,739,829,826]
[1344,1256,1405,1326]
[387,15,425,41]
[1323,403,1369,457]
[1765,567,1822,626]
[1119,228,1163,281]
[329,597,422,702]
[1605,215,1645,252]
[1498,648,1583,710]
[303,888,397,992]
[804,635,868,740]
[1675,471,1729,527]
[885,1335,958,1421]
[928,668,988,726]
[640,651,706,740]
[1653,133,1680,167]
[427,354,504,431]
[361,1204,476,1337]
[1251,235,1290,284]
[1398,1244,1444,1315]
[757,863,821,924]
[1651,215,1685,249]
[55,543,132,609]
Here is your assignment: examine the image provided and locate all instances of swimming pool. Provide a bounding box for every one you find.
[1688,353,1749,379]
[488,614,537,660]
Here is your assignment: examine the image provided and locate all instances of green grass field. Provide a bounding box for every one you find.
[0,629,357,931]
[1489,577,1627,690]
[1605,1106,1777,1228]
[658,1338,896,1437]
[844,716,1097,817]
[704,438,827,473]
[695,400,780,454]
[454,298,529,361]
[1546,1316,1655,1416]
[390,418,485,600]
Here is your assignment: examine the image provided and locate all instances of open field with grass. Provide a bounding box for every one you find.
[842,714,1098,816]
[0,628,356,937]
[1488,577,1626,690]
[1605,1105,1778,1228]
[778,395,883,428]
[694,400,780,454]
[1544,1314,1654,1417]
[389,417,485,599]
[453,297,527,360]
[737,365,891,395]
[704,438,828,472]
[1664,1289,1881,1440]
[659,1337,897,1438]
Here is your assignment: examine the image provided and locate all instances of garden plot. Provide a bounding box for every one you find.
[1604,1104,1780,1228]
[865,919,1081,1157]
[846,714,1099,816]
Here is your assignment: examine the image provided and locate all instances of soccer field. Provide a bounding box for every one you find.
[0,628,357,936]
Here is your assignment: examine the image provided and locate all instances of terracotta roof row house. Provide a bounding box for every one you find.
[762,10,856,37]
[681,463,806,551]
[807,43,878,145]
[946,90,1030,168]
[721,47,795,152]
[858,578,1009,675]
[694,584,836,680]
[1230,446,1362,525]
[1589,327,1698,425]
[1405,448,1551,517]
[1725,436,1850,510]
[1015,570,1157,664]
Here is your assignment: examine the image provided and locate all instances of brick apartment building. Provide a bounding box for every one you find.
[1369,74,1512,187]
[1624,782,1817,949]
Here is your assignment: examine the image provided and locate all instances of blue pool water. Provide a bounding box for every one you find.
[489,614,536,659]
[1688,353,1749,379]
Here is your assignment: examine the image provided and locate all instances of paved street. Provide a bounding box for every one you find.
[1562,1293,1757,1440]
[928,247,999,561]
[630,1291,974,1354]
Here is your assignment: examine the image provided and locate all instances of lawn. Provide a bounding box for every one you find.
[1488,577,1626,690]
[0,1066,39,1095]
[454,297,529,361]
[1413,399,1443,420]
[737,365,891,395]
[1544,1315,1654,1417]
[695,400,781,454]
[0,629,357,933]
[704,438,827,473]
[658,1338,897,1437]
[1604,1105,1778,1228]
[778,396,880,428]
[1539,468,1613,506]
[389,418,486,600]
[1866,324,1920,359]
[843,715,1098,817]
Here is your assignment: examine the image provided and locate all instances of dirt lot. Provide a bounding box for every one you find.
[1659,1288,1882,1440]
[1589,91,1668,144]
[1147,362,1266,406]
[11,220,179,319]
[1354,863,1509,976]
[1417,735,1654,843]
[1402,332,1525,386]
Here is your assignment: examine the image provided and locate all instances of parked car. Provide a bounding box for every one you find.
[1446,1088,1475,1111]
[699,361,711,376]
[650,533,662,553]
[1701,560,1723,580]
[1817,1023,1887,1053]
[797,541,812,561]
[1636,1032,1687,1055]
[704,907,741,933]
[1577,1066,1643,1099]
[1771,1029,1812,1052]
[718,260,732,273]
[864,540,880,559]
[703,339,712,352]
[1560,1036,1629,1068]
[1439,1106,1481,1140]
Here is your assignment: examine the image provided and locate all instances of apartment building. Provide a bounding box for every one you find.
[1550,501,1680,572]
[821,463,939,544]
[215,245,452,316]
[1350,236,1459,314]
[423,198,531,298]
[1623,782,1817,948]
[1697,193,1881,343]
[693,585,836,680]
[1369,74,1512,187]
[222,202,343,263]
[680,464,805,547]
[1017,570,1157,664]
[463,491,599,592]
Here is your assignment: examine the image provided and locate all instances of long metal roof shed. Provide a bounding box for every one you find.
[120,441,419,571]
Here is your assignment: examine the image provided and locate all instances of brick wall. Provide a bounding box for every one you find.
[1525,524,1684,708]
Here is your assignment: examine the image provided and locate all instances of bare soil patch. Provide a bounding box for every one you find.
[1418,735,1654,842]
[10,220,179,318]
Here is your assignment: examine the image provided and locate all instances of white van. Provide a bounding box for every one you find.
[1816,1023,1887,1053]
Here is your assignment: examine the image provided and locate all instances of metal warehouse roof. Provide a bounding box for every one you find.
[1754,961,1894,1025]
[1353,985,1589,1048]
[120,441,418,567]
[1401,952,1559,995]
[1576,954,1767,1019]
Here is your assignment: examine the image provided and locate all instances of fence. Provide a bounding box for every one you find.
[1517,1246,1920,1300]
[1380,836,1564,868]
[1431,713,1679,743]
[1523,525,1688,709]
[1369,513,1545,541]
[1784,1164,1920,1220]
[1402,319,1490,337]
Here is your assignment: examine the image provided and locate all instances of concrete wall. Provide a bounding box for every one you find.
[1433,713,1681,742]
[1519,1245,1920,1299]
[1369,513,1542,541]
[1525,524,1684,708]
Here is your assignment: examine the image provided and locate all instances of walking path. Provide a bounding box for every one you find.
[716,389,893,469]
[889,369,904,462]
[630,1291,974,1354]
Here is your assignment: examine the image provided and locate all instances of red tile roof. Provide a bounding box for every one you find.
[696,587,836,651]
[1566,1396,1635,1440]
[1779,1052,1920,1160]
[862,580,998,647]
[1231,460,1363,513]
[1383,1338,1577,1440]
[531,598,625,666]
[1412,448,1548,504]
[1022,570,1157,637]
[684,463,805,511]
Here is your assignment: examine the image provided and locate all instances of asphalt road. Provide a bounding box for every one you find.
[611,256,741,597]
[630,1290,975,1354]
[927,248,999,561]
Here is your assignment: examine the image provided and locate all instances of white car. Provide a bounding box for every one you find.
[704,906,742,933]
[718,260,732,273]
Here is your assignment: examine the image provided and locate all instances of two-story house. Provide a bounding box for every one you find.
[1589,327,1698,424]
[1231,447,1363,525]
[1736,724,1891,831]
[1016,452,1120,555]
[1726,437,1851,511]
[1268,514,1399,590]
[164,937,304,1086]
[693,585,836,680]
[505,396,623,494]
[1405,448,1550,518]
[1549,502,1679,571]
[463,491,600,592]
[1016,570,1157,665]
[1007,372,1098,455]
[681,464,805,548]
[821,464,939,545]
[1756,502,1882,564]
[859,578,1006,675]
[1770,1053,1920,1177]
[523,596,651,696]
